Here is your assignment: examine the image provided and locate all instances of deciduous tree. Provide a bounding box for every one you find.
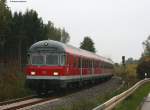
[143,36,150,56]
[80,36,96,53]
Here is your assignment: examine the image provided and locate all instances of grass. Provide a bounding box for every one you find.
[113,81,150,110]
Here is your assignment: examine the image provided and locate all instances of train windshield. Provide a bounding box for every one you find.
[46,54,59,65]
[46,54,66,66]
[30,53,65,66]
[31,55,44,65]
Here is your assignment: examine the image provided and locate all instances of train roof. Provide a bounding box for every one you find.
[29,40,113,64]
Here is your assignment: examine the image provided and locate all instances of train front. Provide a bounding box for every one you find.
[25,40,67,94]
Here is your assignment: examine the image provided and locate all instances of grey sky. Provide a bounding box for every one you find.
[7,0,150,63]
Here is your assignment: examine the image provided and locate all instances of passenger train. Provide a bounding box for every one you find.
[25,40,114,94]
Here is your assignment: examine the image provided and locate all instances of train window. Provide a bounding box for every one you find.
[76,57,78,68]
[66,54,69,66]
[78,58,80,67]
[60,55,66,66]
[98,61,100,67]
[86,59,88,68]
[73,56,76,67]
[101,62,104,68]
[89,60,91,68]
[96,61,98,68]
[84,59,86,68]
[46,54,59,65]
[78,58,81,68]
[90,60,92,68]
[88,60,90,68]
[31,55,44,65]
[94,61,96,68]
[82,59,84,68]
[85,59,87,68]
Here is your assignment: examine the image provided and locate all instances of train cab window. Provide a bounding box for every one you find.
[31,55,44,65]
[46,54,59,65]
[60,55,66,66]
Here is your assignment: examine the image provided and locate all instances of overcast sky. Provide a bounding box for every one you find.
[7,0,150,63]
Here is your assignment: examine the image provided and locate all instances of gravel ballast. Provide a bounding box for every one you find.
[21,76,122,110]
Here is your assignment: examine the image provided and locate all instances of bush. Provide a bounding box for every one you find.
[0,66,32,101]
[137,61,150,79]
[114,64,138,86]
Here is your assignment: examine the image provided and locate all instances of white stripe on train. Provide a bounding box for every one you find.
[26,73,112,80]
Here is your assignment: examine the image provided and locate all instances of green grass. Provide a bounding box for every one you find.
[114,81,150,110]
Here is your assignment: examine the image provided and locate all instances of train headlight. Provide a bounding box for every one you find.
[31,71,36,75]
[53,72,59,76]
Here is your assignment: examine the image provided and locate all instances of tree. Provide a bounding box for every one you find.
[0,0,12,67]
[60,28,70,43]
[10,12,26,69]
[0,0,12,45]
[45,21,70,43]
[143,36,150,56]
[45,21,60,41]
[23,9,45,43]
[126,57,138,64]
[0,4,71,70]
[80,36,96,53]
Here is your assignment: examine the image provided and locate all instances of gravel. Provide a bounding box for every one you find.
[22,76,122,110]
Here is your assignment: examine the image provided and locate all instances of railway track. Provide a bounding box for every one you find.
[0,84,100,110]
[0,77,119,110]
[0,95,36,106]
[0,88,77,110]
[0,94,58,110]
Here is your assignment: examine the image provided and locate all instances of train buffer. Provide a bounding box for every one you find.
[141,93,150,110]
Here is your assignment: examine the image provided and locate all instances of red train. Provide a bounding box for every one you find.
[25,40,114,94]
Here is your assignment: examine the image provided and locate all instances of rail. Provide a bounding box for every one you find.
[92,78,150,110]
[0,95,36,106]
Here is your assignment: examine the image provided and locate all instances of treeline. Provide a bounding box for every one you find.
[0,0,70,69]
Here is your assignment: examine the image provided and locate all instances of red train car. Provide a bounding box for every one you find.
[25,40,113,94]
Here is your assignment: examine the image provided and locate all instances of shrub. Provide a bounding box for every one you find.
[137,61,150,79]
[0,66,32,101]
